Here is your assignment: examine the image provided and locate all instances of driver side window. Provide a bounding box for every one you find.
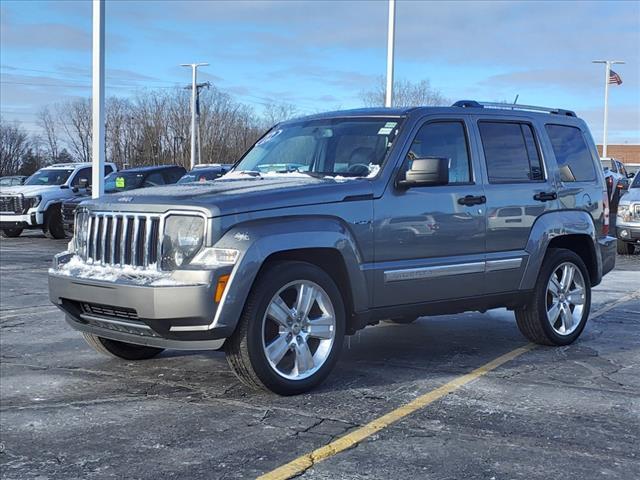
[71,168,92,187]
[407,121,472,184]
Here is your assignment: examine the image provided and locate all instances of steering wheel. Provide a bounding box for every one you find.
[347,164,370,175]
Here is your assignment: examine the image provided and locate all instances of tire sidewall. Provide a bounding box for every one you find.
[245,262,346,395]
[535,250,591,346]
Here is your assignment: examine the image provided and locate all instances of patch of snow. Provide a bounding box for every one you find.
[49,255,188,286]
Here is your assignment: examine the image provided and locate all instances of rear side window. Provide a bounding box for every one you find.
[545,125,596,182]
[479,122,544,183]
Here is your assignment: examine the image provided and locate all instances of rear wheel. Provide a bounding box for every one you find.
[82,333,164,360]
[225,261,345,395]
[44,204,66,239]
[0,228,23,238]
[617,239,635,255]
[515,248,591,346]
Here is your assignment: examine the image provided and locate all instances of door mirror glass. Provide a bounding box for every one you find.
[397,157,449,189]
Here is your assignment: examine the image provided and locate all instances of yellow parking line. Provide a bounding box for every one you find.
[259,292,640,480]
[258,343,536,480]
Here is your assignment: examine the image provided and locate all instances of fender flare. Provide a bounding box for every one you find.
[519,210,600,290]
[211,216,368,334]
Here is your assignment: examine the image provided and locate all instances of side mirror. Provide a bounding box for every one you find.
[397,157,449,189]
[79,178,89,189]
[627,172,635,179]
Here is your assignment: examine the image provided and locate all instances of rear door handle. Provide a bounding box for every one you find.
[533,191,557,202]
[457,195,486,206]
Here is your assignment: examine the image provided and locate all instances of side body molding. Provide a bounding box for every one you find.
[209,216,368,335]
[519,210,600,290]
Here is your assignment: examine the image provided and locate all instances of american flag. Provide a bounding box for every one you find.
[608,69,623,85]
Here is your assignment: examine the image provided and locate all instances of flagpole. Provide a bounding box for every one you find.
[593,60,625,159]
[603,61,610,158]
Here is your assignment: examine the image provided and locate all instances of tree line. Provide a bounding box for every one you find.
[0,77,445,177]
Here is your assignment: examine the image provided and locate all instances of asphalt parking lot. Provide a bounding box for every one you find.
[1,233,639,480]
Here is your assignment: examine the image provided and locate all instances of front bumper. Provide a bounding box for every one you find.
[616,225,640,244]
[0,210,43,229]
[49,256,234,349]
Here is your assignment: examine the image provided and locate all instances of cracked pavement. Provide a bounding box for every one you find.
[1,233,639,479]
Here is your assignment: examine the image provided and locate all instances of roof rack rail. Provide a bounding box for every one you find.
[452,100,576,117]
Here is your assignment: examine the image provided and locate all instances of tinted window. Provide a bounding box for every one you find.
[71,167,91,186]
[479,122,544,183]
[143,172,166,187]
[163,168,185,184]
[408,121,471,183]
[545,125,596,182]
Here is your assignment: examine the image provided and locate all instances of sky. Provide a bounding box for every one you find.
[1,0,639,144]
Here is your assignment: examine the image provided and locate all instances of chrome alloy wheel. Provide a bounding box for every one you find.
[261,280,336,381]
[546,262,586,336]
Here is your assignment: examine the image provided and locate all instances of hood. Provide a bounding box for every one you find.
[0,184,63,197]
[620,187,640,204]
[78,173,374,217]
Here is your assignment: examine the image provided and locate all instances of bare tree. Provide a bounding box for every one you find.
[360,77,448,108]
[37,106,59,163]
[0,118,30,176]
[58,99,92,162]
[261,102,298,127]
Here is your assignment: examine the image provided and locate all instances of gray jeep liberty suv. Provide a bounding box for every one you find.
[49,101,616,395]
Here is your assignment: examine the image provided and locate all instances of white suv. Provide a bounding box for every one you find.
[0,162,116,239]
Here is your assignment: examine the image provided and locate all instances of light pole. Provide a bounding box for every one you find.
[91,0,105,198]
[180,63,208,169]
[385,0,396,108]
[592,60,624,158]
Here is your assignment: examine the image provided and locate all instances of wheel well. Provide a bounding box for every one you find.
[261,248,355,324]
[547,234,598,285]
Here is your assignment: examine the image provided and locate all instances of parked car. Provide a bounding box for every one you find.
[0,175,27,187]
[0,162,116,239]
[62,165,186,234]
[616,173,640,254]
[177,164,232,184]
[49,101,615,395]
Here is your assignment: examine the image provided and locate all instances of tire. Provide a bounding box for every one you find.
[0,228,23,238]
[44,204,66,239]
[82,333,164,360]
[384,316,419,324]
[225,261,346,395]
[617,239,635,255]
[515,248,591,346]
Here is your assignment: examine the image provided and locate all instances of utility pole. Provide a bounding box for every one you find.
[593,60,624,158]
[385,0,396,108]
[180,63,208,169]
[91,0,105,198]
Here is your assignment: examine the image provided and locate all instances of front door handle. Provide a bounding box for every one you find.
[457,195,486,206]
[533,191,557,202]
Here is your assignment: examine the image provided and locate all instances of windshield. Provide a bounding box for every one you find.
[233,117,403,177]
[104,171,145,193]
[25,169,73,186]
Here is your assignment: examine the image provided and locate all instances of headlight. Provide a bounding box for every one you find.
[73,209,91,253]
[24,195,41,211]
[160,215,205,270]
[191,247,239,267]
[617,204,632,222]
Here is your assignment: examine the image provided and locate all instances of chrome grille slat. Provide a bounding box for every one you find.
[91,215,99,262]
[132,216,140,266]
[120,216,129,265]
[143,215,152,266]
[110,215,118,265]
[100,216,108,264]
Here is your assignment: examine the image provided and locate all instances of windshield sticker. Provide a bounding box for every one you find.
[378,127,394,135]
[385,122,397,128]
[256,129,283,146]
[115,177,125,188]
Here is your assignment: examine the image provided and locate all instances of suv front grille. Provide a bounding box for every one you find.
[81,302,139,320]
[62,203,76,229]
[76,212,162,268]
[0,195,24,214]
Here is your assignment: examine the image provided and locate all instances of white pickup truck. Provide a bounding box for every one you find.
[0,162,116,239]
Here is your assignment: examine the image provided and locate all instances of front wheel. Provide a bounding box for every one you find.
[82,333,164,360]
[225,261,345,395]
[44,204,66,239]
[617,239,635,255]
[0,228,23,238]
[515,248,591,346]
